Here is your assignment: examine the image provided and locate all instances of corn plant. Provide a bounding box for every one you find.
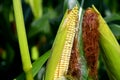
[1,0,120,80]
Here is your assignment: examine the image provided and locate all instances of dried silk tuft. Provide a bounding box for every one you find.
[82,8,99,79]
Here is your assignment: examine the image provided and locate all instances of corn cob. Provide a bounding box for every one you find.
[91,5,120,80]
[45,5,79,80]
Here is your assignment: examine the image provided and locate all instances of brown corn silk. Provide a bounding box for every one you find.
[67,34,81,80]
[82,8,99,79]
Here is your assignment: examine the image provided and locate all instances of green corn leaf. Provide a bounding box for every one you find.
[27,0,43,19]
[15,50,51,80]
[109,24,120,40]
[104,14,120,23]
[28,14,51,38]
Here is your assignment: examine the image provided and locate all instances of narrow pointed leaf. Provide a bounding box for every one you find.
[15,51,51,80]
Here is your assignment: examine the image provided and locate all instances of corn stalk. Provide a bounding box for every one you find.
[13,0,33,80]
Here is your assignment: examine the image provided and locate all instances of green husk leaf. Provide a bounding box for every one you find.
[78,4,88,80]
[92,5,120,80]
[45,9,70,80]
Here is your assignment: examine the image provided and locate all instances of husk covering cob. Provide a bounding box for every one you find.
[45,5,81,80]
[92,5,120,80]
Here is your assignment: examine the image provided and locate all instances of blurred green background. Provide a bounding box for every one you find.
[0,0,120,80]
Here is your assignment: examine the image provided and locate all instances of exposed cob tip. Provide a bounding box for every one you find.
[45,5,79,80]
[53,5,79,80]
